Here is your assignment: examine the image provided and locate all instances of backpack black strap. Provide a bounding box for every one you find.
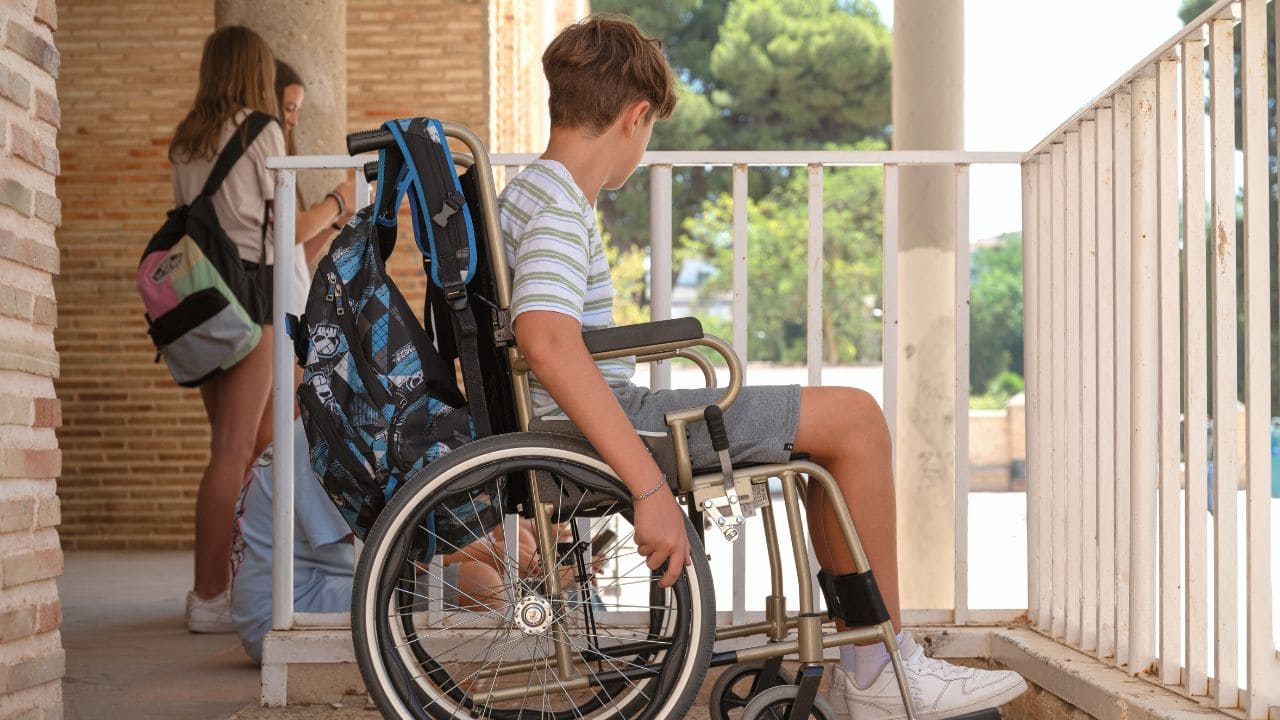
[199,111,276,199]
[387,118,492,436]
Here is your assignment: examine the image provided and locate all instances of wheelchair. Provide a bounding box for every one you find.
[343,122,917,720]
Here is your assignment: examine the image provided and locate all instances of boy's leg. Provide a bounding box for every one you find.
[791,386,901,630]
[795,387,1027,718]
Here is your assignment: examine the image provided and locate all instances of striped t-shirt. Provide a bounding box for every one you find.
[499,159,635,416]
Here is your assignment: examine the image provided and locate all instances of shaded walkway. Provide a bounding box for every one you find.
[59,551,258,720]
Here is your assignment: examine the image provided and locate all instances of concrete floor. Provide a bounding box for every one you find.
[59,551,261,720]
[58,550,734,719]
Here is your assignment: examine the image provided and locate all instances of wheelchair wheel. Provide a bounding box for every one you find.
[353,432,715,720]
[739,684,839,720]
[709,661,796,720]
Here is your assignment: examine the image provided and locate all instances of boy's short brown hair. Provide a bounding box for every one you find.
[542,14,677,135]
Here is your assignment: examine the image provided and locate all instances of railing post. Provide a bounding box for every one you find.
[1112,89,1133,668]
[806,164,824,387]
[1051,141,1067,640]
[731,164,749,627]
[954,163,970,627]
[1208,12,1239,706]
[1240,1,1278,715]
[1180,29,1209,701]
[1094,103,1117,662]
[271,169,297,633]
[1021,158,1039,631]
[883,165,899,447]
[649,164,673,390]
[1078,117,1099,654]
[1037,152,1054,633]
[1064,130,1083,648]
[1127,65,1159,679]
[1155,54,1182,687]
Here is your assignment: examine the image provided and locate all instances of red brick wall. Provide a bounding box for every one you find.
[346,0,490,327]
[54,0,216,549]
[54,0,510,549]
[0,0,66,715]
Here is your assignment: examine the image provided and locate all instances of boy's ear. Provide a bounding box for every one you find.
[622,100,652,135]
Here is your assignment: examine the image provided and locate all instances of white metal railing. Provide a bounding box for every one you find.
[260,148,1021,702]
[1023,0,1280,716]
[490,150,1021,629]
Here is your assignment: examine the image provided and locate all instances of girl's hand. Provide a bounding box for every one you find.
[332,179,356,219]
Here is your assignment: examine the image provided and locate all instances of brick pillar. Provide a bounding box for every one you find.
[0,1,66,718]
[215,0,347,206]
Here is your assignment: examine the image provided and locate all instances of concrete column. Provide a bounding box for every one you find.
[215,0,347,205]
[891,0,963,610]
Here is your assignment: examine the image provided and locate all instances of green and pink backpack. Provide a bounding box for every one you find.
[137,112,275,387]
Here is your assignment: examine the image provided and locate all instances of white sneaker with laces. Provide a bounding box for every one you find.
[186,590,236,634]
[828,633,1027,720]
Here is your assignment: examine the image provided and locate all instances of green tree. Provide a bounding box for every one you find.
[969,234,1024,396]
[709,0,891,149]
[585,0,895,366]
[591,0,893,263]
[682,146,886,364]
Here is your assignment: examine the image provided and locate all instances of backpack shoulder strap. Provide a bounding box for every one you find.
[199,111,277,199]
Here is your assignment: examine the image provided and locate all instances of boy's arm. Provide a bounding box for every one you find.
[515,310,691,588]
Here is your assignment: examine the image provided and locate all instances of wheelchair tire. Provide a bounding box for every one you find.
[353,432,715,720]
[709,661,796,720]
[739,684,839,720]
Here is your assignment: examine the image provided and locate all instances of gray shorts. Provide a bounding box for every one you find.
[532,382,802,474]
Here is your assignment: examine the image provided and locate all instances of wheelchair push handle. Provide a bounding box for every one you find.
[362,160,379,182]
[346,127,395,155]
[704,404,730,453]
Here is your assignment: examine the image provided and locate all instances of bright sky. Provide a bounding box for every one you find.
[870,0,1187,238]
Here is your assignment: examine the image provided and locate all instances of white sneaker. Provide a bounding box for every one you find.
[186,590,236,634]
[828,633,1027,720]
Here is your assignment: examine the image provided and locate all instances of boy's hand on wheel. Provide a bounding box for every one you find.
[633,484,692,588]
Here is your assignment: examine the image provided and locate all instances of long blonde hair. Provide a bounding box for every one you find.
[169,26,278,162]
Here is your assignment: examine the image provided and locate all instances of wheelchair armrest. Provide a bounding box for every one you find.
[581,317,704,356]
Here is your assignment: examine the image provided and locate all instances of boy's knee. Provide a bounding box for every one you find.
[827,387,883,424]
[832,388,890,446]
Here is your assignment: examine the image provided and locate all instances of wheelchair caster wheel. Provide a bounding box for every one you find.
[740,684,839,720]
[710,660,796,720]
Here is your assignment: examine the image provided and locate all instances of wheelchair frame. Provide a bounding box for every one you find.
[348,121,917,720]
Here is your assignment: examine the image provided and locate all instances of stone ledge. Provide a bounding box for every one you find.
[991,628,1232,720]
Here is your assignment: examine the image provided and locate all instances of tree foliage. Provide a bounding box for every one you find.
[969,234,1024,395]
[681,150,887,363]
[585,0,899,365]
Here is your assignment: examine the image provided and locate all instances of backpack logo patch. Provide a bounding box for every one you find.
[311,373,335,406]
[150,253,183,284]
[312,324,341,358]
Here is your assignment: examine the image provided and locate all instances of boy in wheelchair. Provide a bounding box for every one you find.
[501,14,1028,720]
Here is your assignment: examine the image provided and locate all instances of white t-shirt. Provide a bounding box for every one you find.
[170,109,286,265]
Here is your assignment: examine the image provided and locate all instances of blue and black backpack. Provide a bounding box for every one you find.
[291,118,514,549]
